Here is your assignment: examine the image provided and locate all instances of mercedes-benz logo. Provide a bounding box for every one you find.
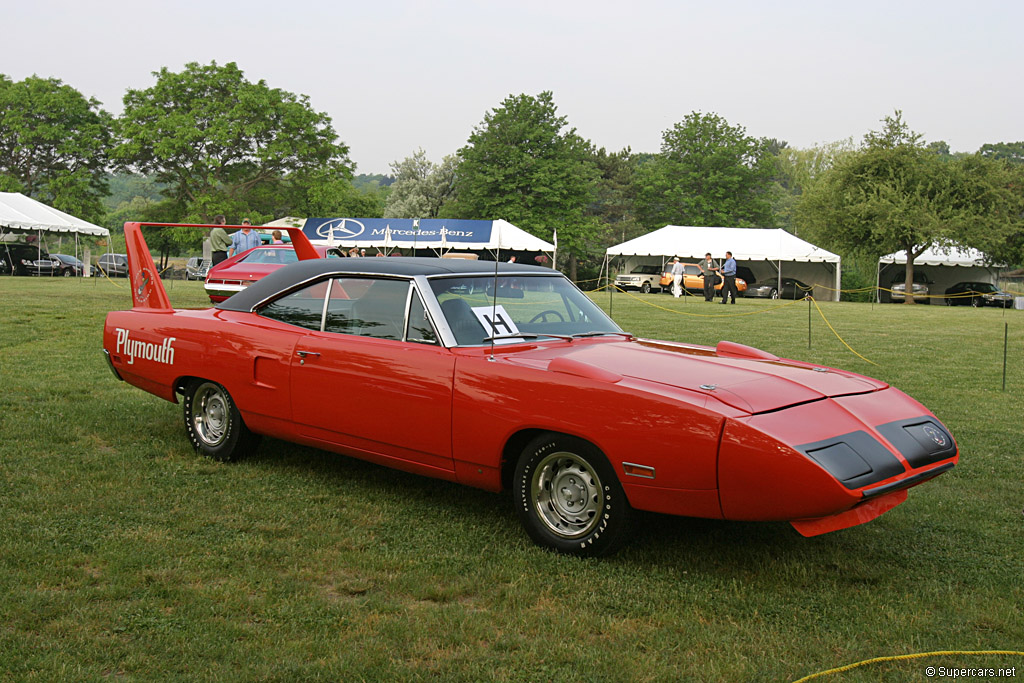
[922,424,947,448]
[315,218,365,240]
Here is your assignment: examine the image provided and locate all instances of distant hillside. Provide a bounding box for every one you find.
[103,173,167,210]
[353,173,395,191]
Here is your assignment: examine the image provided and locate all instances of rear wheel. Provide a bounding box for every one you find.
[513,433,631,557]
[182,380,260,461]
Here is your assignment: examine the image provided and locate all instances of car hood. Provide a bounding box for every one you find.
[522,338,887,414]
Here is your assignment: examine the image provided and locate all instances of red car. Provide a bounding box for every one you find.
[103,222,958,556]
[204,244,344,303]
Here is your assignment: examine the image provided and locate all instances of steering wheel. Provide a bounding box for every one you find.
[529,310,565,323]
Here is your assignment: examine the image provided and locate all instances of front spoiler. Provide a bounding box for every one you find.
[790,462,955,537]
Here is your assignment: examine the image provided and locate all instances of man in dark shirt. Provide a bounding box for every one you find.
[209,215,231,265]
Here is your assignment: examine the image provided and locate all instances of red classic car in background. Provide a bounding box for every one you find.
[103,222,958,556]
[205,244,344,302]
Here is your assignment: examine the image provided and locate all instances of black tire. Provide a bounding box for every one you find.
[971,297,980,308]
[640,282,651,294]
[62,268,72,277]
[513,433,631,557]
[182,380,260,461]
[769,288,779,300]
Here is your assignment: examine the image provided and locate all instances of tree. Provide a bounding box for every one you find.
[452,91,598,279]
[0,74,113,221]
[979,141,1024,165]
[797,112,1023,302]
[300,170,387,218]
[634,112,777,228]
[113,61,353,226]
[383,149,457,218]
[771,139,856,233]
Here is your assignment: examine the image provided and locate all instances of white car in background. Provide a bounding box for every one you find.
[614,264,663,293]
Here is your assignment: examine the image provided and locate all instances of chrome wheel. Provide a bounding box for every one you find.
[531,451,603,539]
[191,382,230,447]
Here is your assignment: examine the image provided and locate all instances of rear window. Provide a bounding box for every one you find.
[240,249,298,265]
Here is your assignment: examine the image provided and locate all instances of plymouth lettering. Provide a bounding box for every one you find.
[115,328,176,365]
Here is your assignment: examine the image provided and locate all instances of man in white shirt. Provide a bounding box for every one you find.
[670,258,684,298]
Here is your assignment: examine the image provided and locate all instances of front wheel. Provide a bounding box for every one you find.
[182,380,260,461]
[513,434,631,557]
[640,282,651,294]
[769,288,779,300]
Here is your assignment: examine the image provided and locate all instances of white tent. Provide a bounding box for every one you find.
[1,192,110,276]
[607,226,842,301]
[877,246,1003,300]
[879,246,989,267]
[0,192,109,236]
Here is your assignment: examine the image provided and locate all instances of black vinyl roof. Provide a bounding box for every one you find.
[217,257,555,312]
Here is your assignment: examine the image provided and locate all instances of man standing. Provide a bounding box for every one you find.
[209,215,231,265]
[670,257,684,298]
[699,252,719,302]
[228,219,261,258]
[720,251,738,304]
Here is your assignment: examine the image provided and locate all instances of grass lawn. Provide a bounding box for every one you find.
[1,277,1022,681]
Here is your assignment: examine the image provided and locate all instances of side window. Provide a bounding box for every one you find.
[350,279,410,340]
[258,283,327,331]
[406,293,438,345]
[322,277,410,341]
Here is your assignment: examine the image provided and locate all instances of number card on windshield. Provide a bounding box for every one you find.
[471,305,523,343]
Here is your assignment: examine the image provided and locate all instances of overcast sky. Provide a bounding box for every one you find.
[6,0,1022,175]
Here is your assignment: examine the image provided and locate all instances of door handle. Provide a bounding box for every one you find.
[296,350,320,365]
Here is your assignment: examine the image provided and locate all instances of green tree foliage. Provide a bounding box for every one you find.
[383,149,457,218]
[300,170,386,218]
[0,74,113,221]
[634,112,777,229]
[797,112,1024,301]
[771,140,856,232]
[453,91,599,278]
[113,61,354,237]
[979,141,1024,165]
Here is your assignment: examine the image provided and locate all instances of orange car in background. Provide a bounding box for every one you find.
[662,263,747,296]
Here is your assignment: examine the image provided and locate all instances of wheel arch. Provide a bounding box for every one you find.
[500,428,611,491]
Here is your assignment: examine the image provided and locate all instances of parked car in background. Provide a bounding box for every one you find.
[97,253,130,278]
[205,244,344,302]
[889,271,933,303]
[660,263,747,297]
[614,264,663,293]
[944,282,1014,308]
[1,243,61,276]
[52,253,90,277]
[185,257,211,281]
[747,277,814,300]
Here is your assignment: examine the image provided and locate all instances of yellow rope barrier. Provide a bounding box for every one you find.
[600,283,807,318]
[808,297,876,365]
[793,649,1024,682]
[592,284,878,364]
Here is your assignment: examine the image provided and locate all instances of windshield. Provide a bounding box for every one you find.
[429,275,622,345]
[633,265,660,274]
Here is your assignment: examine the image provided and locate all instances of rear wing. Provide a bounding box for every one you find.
[123,222,319,311]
